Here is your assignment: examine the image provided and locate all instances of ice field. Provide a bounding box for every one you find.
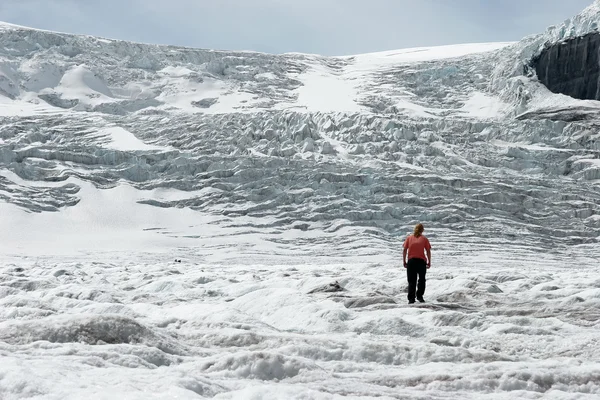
[1,3,600,398]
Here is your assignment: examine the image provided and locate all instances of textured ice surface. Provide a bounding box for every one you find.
[1,5,600,399]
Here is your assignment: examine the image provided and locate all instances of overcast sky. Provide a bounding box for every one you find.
[0,0,594,55]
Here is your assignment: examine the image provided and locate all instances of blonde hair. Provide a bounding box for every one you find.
[413,223,424,238]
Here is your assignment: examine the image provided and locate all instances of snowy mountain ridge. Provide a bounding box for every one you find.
[0,21,512,117]
[1,19,598,247]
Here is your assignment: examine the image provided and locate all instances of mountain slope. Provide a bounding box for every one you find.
[0,20,512,117]
[0,20,598,250]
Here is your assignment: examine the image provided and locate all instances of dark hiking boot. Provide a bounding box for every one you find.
[417,297,425,303]
[408,300,415,304]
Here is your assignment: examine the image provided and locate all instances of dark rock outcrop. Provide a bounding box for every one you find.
[534,32,600,100]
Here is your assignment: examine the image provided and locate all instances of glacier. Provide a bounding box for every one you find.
[0,2,600,399]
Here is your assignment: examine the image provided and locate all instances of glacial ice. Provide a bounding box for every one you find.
[1,2,600,399]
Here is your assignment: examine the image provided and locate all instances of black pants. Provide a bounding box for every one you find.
[407,258,427,301]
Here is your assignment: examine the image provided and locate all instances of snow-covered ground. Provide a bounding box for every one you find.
[1,2,600,398]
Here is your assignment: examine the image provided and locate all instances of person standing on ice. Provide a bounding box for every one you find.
[403,223,431,304]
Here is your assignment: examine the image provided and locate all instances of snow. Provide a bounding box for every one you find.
[394,97,438,118]
[1,218,599,398]
[255,72,277,80]
[577,158,600,166]
[0,21,33,31]
[1,6,600,399]
[343,42,514,66]
[99,127,166,151]
[291,63,362,113]
[0,27,514,117]
[0,100,62,117]
[460,92,510,119]
[57,65,114,99]
[491,140,575,152]
[0,177,201,255]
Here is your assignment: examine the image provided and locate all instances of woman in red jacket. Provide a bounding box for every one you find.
[403,223,431,304]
